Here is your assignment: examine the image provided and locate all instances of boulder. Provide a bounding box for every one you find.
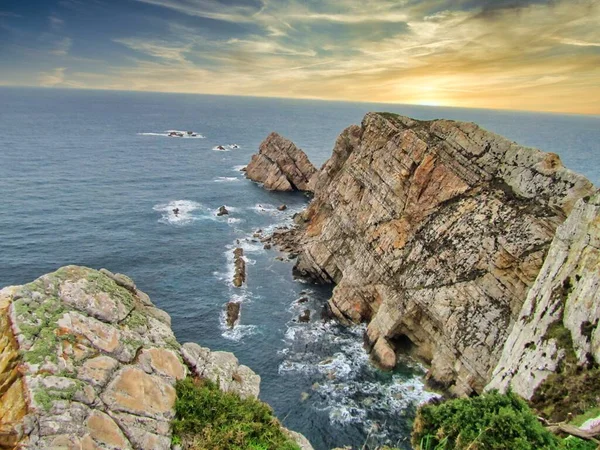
[217,205,229,216]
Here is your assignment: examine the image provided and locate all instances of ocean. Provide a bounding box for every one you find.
[0,87,598,449]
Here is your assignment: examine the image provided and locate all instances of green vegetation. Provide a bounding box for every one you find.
[412,391,561,449]
[33,377,84,411]
[172,377,300,450]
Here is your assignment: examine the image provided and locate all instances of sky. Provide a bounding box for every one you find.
[1,0,599,114]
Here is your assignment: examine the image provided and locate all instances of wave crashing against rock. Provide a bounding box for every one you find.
[263,112,596,397]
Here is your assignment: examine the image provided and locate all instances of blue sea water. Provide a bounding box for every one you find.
[0,87,599,449]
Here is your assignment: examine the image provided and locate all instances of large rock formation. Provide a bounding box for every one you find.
[486,191,600,399]
[246,132,317,191]
[0,266,311,449]
[291,112,595,396]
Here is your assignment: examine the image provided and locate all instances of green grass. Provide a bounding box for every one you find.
[172,377,300,450]
[412,391,600,450]
[412,391,561,449]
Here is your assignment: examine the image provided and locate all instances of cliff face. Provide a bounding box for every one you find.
[0,266,310,450]
[294,112,595,395]
[486,192,600,399]
[246,132,317,191]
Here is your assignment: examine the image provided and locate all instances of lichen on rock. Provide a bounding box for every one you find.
[0,266,312,449]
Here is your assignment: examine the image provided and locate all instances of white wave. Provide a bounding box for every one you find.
[232,165,247,172]
[228,144,241,149]
[213,177,240,183]
[138,130,205,138]
[279,319,440,433]
[227,218,243,224]
[153,200,209,225]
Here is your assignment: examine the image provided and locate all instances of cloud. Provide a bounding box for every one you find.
[49,14,64,31]
[38,67,67,86]
[51,37,72,56]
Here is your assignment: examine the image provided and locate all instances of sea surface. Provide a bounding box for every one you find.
[1,87,598,449]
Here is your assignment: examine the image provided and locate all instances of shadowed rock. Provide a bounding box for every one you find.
[226,302,241,328]
[290,112,595,395]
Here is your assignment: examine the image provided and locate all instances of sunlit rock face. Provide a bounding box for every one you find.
[0,266,267,450]
[246,132,317,191]
[293,112,595,396]
[487,191,600,399]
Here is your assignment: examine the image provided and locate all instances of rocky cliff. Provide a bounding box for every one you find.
[291,112,595,396]
[0,266,311,450]
[245,132,317,191]
[486,192,600,408]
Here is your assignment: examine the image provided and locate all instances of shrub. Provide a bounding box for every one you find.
[411,391,561,449]
[172,377,300,450]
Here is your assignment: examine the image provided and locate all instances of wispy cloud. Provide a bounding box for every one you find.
[2,0,599,114]
[51,37,72,56]
[49,14,64,31]
[38,67,67,86]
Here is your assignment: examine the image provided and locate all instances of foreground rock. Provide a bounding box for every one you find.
[246,132,317,191]
[291,113,594,395]
[486,191,600,402]
[0,266,312,449]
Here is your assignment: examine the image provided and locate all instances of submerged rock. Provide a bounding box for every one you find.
[288,112,595,395]
[246,132,317,191]
[278,204,288,211]
[299,309,311,323]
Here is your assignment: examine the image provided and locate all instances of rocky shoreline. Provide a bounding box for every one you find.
[0,266,313,449]
[247,112,599,422]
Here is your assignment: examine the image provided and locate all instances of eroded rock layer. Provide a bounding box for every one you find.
[246,132,317,191]
[0,266,311,450]
[486,191,600,399]
[294,112,595,395]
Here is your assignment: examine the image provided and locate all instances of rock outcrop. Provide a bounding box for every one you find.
[233,247,246,287]
[291,112,595,395]
[246,132,317,191]
[486,191,600,399]
[0,266,311,449]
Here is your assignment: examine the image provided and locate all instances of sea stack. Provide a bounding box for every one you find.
[245,132,317,191]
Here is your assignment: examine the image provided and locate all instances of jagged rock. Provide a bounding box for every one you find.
[291,113,594,395]
[226,302,241,328]
[0,266,313,449]
[233,248,246,287]
[278,204,288,211]
[297,297,309,304]
[298,310,311,323]
[180,343,260,400]
[486,191,600,398]
[217,205,229,216]
[246,132,317,191]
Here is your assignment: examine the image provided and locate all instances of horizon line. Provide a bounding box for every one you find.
[1,84,599,118]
